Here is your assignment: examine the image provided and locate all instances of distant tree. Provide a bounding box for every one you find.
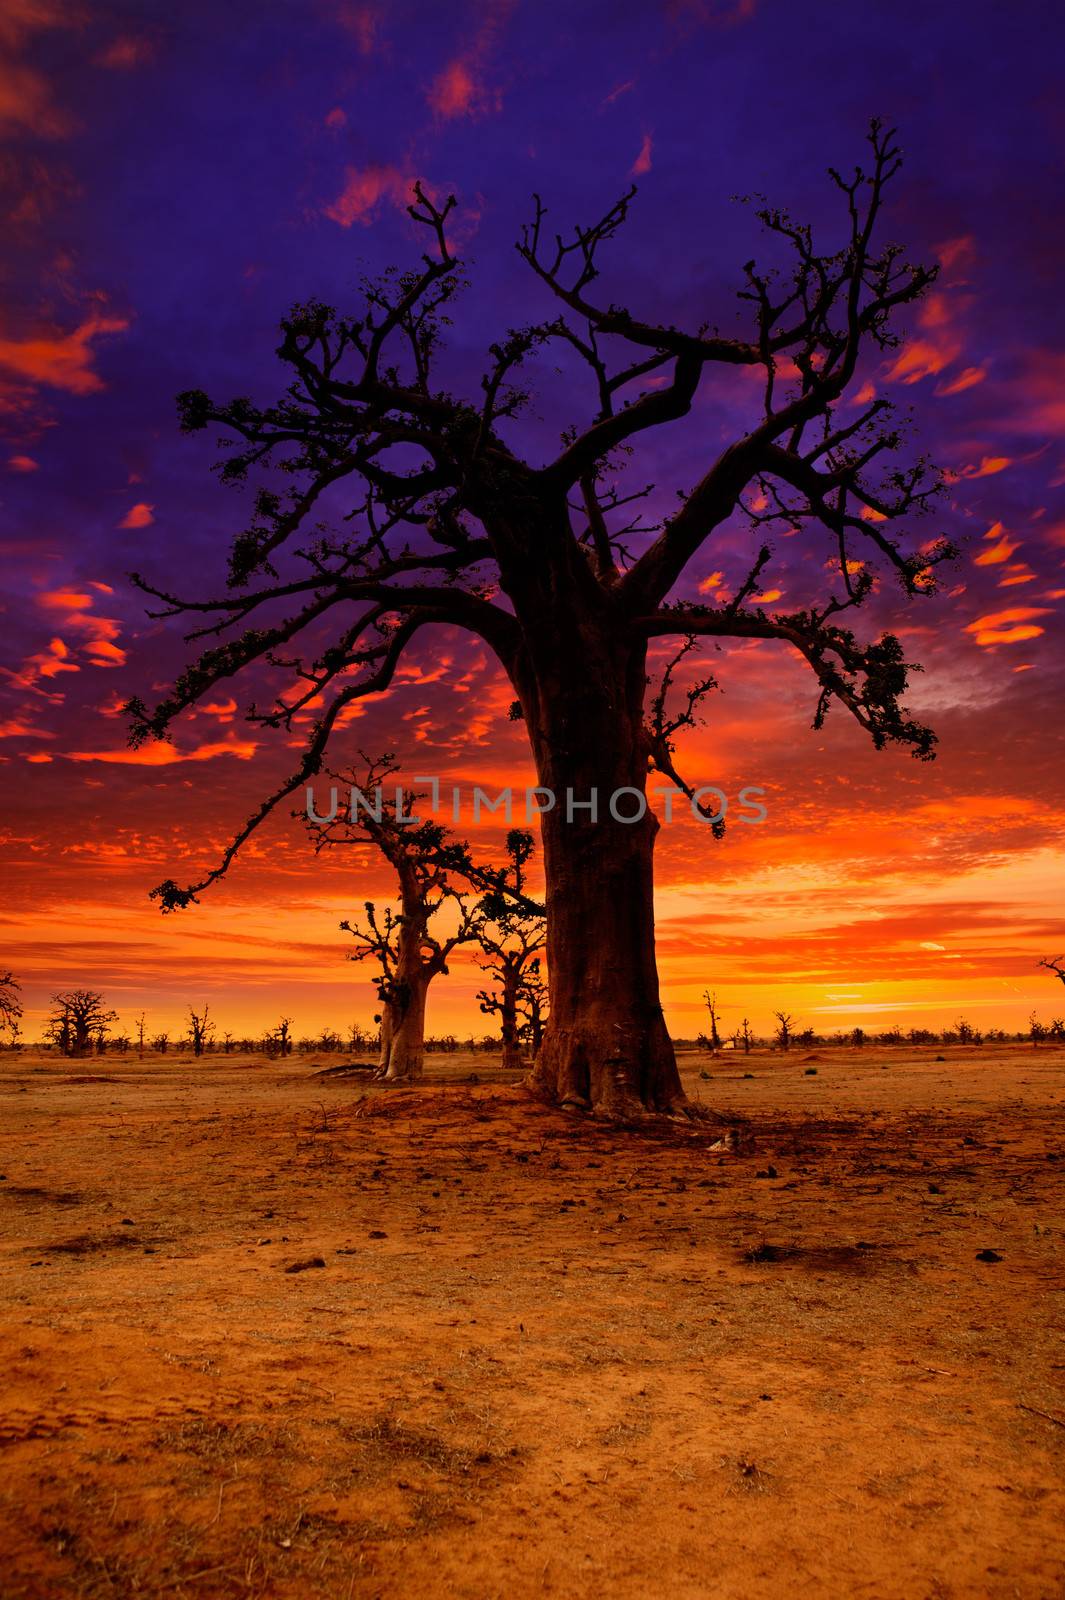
[270,1017,293,1057]
[878,1026,903,1045]
[222,1030,234,1053]
[475,831,546,1070]
[1,972,23,1048]
[187,1004,214,1056]
[908,1027,937,1045]
[151,1031,170,1054]
[955,1018,981,1045]
[1048,1017,1065,1043]
[517,968,548,1057]
[736,1017,754,1055]
[796,1026,818,1047]
[774,1011,795,1052]
[308,757,513,1081]
[850,1026,866,1047]
[135,1012,147,1058]
[48,991,117,1058]
[702,991,723,1052]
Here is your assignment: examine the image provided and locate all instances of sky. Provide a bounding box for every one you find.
[1,0,1064,1044]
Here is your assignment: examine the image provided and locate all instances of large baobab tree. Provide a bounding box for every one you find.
[307,760,488,1081]
[48,991,117,1058]
[475,830,546,1070]
[128,123,950,1118]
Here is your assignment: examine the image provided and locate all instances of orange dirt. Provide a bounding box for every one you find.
[1,1044,1063,1598]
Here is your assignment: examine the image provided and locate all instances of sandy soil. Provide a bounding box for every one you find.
[1,1043,1063,1599]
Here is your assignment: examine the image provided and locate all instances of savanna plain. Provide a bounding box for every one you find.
[1,1042,1063,1599]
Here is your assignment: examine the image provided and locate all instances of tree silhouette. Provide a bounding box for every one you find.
[48,991,117,1058]
[475,830,546,1070]
[187,1004,214,1056]
[308,759,489,1080]
[774,1011,795,1052]
[1038,956,1065,988]
[0,972,22,1048]
[128,123,949,1117]
[702,990,723,1052]
[269,1017,294,1056]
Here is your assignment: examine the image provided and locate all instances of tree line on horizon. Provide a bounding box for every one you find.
[2,971,1063,1060]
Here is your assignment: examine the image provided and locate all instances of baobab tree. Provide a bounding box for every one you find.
[475,830,546,1070]
[127,123,950,1118]
[702,990,723,1052]
[307,761,489,1080]
[774,1011,795,1052]
[0,973,22,1048]
[187,1004,214,1056]
[1038,956,1065,988]
[48,991,117,1058]
[269,1017,294,1057]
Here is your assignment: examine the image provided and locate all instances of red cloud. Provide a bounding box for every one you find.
[631,132,653,177]
[67,735,259,766]
[965,606,1051,647]
[325,164,415,227]
[95,35,155,70]
[0,311,128,395]
[118,501,154,528]
[425,0,512,122]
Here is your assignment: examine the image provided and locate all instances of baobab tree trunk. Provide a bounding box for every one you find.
[500,966,523,1071]
[375,864,438,1083]
[515,601,688,1118]
[379,971,429,1081]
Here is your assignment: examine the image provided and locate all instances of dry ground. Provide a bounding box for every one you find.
[1,1042,1063,1599]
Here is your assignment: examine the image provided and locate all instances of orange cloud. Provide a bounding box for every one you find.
[5,635,79,689]
[973,524,1019,566]
[39,588,93,609]
[0,311,128,395]
[965,606,1051,647]
[948,455,1012,483]
[118,501,154,528]
[67,735,259,765]
[631,131,653,177]
[7,452,37,471]
[0,716,53,739]
[935,365,985,396]
[697,571,725,594]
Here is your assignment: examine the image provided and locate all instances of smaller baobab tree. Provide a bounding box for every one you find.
[187,1004,214,1056]
[1,972,23,1049]
[774,1011,795,1053]
[48,991,117,1058]
[308,758,490,1082]
[702,990,723,1052]
[269,1017,293,1057]
[476,830,546,1071]
[736,1017,754,1055]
